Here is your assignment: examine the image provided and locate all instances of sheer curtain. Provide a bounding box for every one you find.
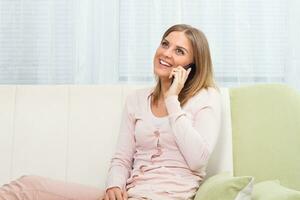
[286,0,300,90]
[119,0,300,89]
[0,0,299,90]
[0,0,118,84]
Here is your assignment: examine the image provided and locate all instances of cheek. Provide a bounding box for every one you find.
[154,48,162,58]
[172,57,185,67]
[174,56,193,67]
[153,48,165,66]
[153,50,158,60]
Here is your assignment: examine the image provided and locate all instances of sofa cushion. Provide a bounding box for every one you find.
[252,180,300,200]
[194,172,253,200]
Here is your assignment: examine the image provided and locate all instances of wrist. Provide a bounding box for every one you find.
[164,92,178,99]
[164,95,181,115]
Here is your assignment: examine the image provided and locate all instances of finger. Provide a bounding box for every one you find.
[176,65,184,70]
[178,66,189,75]
[170,67,179,75]
[174,66,183,73]
[171,67,179,72]
[182,68,191,84]
[172,71,179,82]
[123,190,128,200]
[108,191,116,200]
[169,71,177,79]
[115,190,123,200]
[180,68,186,81]
[104,194,109,200]
[174,67,184,82]
[176,66,185,75]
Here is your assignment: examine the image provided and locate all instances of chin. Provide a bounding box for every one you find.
[154,66,170,79]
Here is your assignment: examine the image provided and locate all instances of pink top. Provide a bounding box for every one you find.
[105,87,221,200]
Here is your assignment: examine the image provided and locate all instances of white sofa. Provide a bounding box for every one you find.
[0,85,233,189]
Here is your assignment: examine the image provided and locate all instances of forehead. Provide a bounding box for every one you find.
[164,31,192,49]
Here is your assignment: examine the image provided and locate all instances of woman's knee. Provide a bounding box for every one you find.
[17,175,46,189]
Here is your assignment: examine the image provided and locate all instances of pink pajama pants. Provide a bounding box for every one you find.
[0,175,106,200]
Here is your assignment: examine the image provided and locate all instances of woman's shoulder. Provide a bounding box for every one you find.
[196,86,220,97]
[186,87,221,109]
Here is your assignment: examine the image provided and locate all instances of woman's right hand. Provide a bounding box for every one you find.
[103,187,128,200]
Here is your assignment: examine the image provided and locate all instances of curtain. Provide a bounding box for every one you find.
[0,0,299,90]
[0,0,118,84]
[119,0,300,89]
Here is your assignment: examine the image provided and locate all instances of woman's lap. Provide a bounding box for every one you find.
[0,175,105,200]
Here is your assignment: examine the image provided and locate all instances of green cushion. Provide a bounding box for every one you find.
[194,172,254,200]
[230,84,300,190]
[253,180,300,200]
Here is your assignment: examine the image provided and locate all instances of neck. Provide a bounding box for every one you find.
[159,77,172,100]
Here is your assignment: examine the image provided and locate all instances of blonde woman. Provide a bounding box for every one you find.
[0,24,221,200]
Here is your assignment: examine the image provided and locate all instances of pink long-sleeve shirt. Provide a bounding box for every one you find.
[105,87,221,200]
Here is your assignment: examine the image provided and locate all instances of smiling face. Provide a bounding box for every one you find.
[153,31,194,80]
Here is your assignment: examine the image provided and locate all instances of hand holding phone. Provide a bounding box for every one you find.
[166,65,193,98]
[170,63,195,83]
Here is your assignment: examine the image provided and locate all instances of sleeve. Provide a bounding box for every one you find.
[105,94,136,191]
[164,89,221,171]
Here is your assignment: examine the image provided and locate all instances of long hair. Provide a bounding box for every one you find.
[152,24,216,106]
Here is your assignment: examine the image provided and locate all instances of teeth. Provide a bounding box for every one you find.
[159,59,171,67]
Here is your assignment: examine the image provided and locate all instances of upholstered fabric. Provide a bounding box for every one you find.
[252,180,300,200]
[0,85,232,189]
[230,84,300,190]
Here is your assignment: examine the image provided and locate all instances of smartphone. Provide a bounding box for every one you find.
[184,63,195,70]
[171,63,195,83]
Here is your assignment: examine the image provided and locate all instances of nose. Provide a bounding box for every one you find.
[162,48,172,58]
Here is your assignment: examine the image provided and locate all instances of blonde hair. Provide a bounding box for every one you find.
[152,24,216,106]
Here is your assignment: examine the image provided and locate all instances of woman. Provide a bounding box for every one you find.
[0,24,221,200]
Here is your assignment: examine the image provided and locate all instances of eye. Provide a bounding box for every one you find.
[161,41,169,48]
[175,48,185,55]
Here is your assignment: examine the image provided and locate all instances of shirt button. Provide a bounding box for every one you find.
[157,148,162,155]
[139,165,147,170]
[139,165,147,174]
[151,154,160,159]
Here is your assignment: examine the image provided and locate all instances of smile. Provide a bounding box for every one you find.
[159,59,172,67]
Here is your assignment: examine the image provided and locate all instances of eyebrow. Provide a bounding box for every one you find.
[163,39,190,54]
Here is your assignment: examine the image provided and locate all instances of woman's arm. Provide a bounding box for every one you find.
[105,94,136,191]
[165,89,221,171]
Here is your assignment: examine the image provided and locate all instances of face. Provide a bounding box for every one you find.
[153,31,194,80]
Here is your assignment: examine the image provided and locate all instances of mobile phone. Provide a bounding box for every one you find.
[184,63,195,69]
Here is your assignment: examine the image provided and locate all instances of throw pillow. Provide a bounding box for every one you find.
[252,180,300,200]
[194,172,254,200]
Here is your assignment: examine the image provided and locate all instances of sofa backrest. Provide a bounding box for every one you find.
[230,84,300,190]
[0,85,233,188]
